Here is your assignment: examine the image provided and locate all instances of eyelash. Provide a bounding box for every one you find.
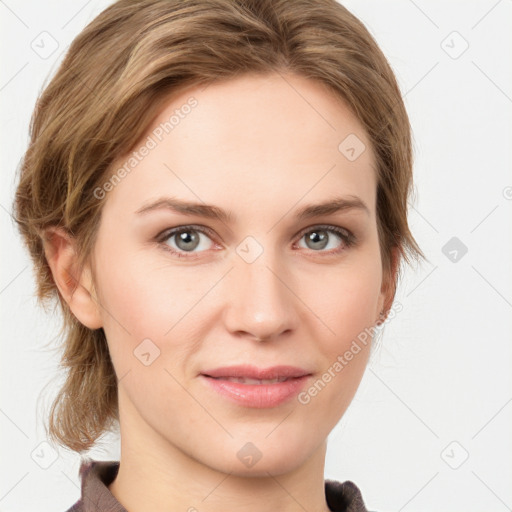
[156,224,356,259]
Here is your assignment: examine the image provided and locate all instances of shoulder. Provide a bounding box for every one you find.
[63,499,84,511]
[325,478,376,512]
[63,458,123,512]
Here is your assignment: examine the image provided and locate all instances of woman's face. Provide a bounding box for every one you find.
[90,71,389,475]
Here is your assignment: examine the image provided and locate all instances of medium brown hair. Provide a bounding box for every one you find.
[13,0,425,453]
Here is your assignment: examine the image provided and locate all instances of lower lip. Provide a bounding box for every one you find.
[200,375,310,408]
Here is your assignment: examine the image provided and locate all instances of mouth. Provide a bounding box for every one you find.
[200,364,311,380]
[205,376,292,384]
[199,365,312,408]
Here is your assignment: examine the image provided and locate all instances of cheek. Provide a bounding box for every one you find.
[297,256,381,409]
[302,257,382,347]
[94,228,383,369]
[92,243,212,370]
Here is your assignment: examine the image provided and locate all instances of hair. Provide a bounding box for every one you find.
[13,0,425,453]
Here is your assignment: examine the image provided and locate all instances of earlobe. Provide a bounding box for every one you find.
[43,227,103,330]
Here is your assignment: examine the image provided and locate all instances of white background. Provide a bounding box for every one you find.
[1,1,511,511]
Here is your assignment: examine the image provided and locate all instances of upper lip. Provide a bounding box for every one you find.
[201,365,312,380]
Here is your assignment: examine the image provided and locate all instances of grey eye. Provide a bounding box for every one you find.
[304,230,330,250]
[173,229,201,251]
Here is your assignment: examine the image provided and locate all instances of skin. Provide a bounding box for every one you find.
[46,71,398,512]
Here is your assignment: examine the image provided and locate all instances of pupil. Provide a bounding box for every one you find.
[308,230,328,250]
[176,230,199,251]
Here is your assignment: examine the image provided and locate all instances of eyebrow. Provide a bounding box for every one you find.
[134,195,370,222]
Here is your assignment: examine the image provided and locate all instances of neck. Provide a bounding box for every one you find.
[108,390,331,512]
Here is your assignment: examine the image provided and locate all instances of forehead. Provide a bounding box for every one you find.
[102,71,377,220]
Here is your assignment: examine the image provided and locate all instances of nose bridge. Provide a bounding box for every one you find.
[224,238,298,340]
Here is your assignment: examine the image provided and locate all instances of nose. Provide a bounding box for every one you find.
[222,247,300,342]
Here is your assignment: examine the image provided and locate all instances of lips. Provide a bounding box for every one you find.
[200,364,311,380]
[214,376,289,384]
[199,365,312,408]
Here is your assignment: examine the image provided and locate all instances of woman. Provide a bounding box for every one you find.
[13,0,424,510]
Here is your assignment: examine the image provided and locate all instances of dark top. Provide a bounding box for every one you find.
[64,459,372,512]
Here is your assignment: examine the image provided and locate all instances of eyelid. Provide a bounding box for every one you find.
[157,224,218,242]
[294,223,352,241]
[156,223,356,257]
[156,224,220,257]
[293,223,356,252]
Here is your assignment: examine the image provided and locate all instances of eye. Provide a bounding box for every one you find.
[156,224,356,259]
[157,225,217,258]
[295,225,355,254]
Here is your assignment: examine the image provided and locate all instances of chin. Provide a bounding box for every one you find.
[196,430,321,477]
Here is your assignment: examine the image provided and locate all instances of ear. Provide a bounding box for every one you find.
[43,227,103,330]
[377,246,400,325]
